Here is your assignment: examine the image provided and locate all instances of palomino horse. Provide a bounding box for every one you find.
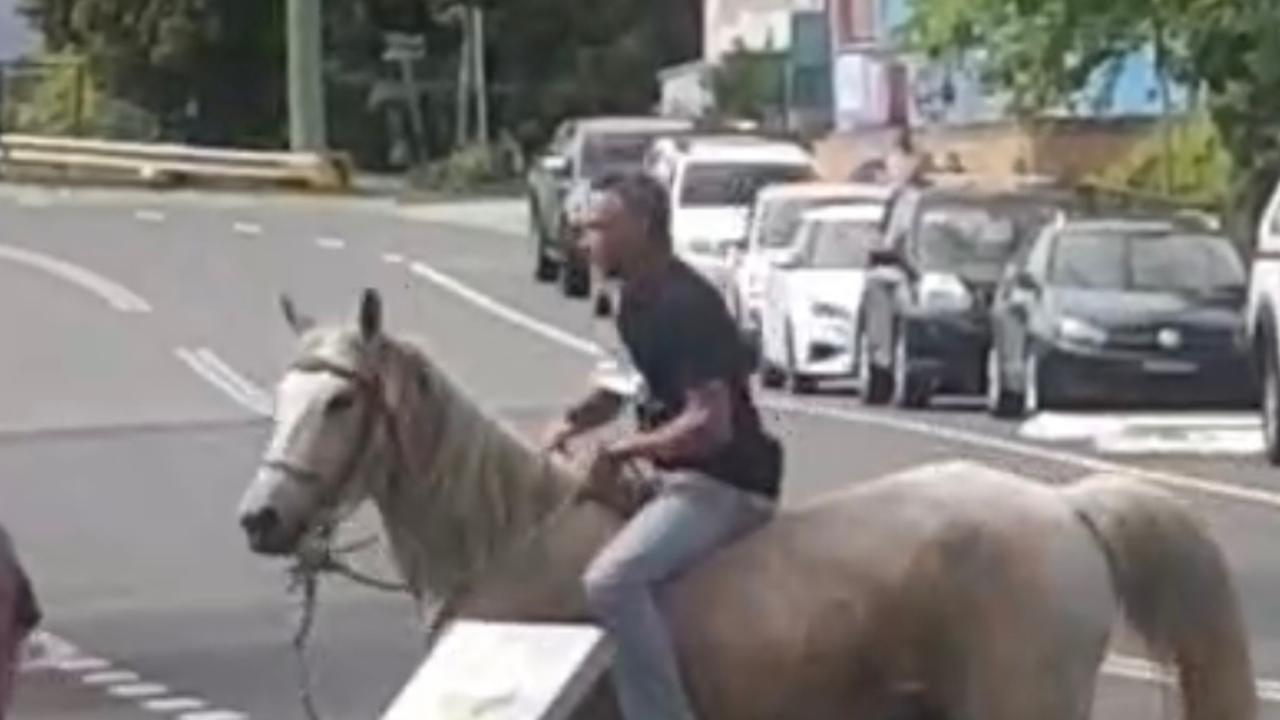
[238,290,1255,720]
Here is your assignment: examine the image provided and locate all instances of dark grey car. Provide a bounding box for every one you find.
[527,116,692,298]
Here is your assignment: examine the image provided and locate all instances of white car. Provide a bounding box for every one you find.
[645,135,817,294]
[759,204,886,393]
[731,182,891,345]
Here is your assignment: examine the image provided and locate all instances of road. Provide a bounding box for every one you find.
[0,184,1277,719]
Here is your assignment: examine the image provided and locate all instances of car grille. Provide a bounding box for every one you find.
[1105,324,1235,351]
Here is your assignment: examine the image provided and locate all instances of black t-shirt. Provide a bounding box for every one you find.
[617,259,783,499]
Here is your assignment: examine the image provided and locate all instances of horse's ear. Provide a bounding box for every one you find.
[359,288,383,340]
[280,294,314,335]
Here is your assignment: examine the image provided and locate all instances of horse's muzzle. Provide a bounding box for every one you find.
[240,507,292,556]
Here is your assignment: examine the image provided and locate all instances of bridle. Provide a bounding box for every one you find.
[264,354,404,528]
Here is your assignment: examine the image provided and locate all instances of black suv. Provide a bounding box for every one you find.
[858,185,1073,407]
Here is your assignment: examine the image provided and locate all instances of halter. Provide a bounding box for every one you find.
[265,355,403,528]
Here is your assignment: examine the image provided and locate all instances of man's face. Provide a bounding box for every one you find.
[581,191,645,279]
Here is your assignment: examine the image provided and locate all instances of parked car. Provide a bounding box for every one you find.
[730,182,891,349]
[859,185,1074,407]
[1244,180,1280,461]
[644,134,818,295]
[758,204,886,393]
[528,116,693,298]
[990,218,1255,416]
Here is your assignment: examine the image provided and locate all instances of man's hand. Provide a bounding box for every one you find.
[540,417,577,455]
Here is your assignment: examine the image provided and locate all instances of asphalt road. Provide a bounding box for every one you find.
[0,185,1277,719]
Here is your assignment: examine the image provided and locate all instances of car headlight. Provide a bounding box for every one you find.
[918,272,972,312]
[810,301,852,321]
[1057,317,1108,346]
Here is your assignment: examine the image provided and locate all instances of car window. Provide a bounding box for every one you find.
[757,196,882,250]
[580,132,662,179]
[804,219,881,269]
[1052,229,1245,293]
[913,200,1059,281]
[679,163,815,207]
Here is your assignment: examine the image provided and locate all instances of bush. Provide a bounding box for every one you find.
[1092,112,1231,210]
[411,142,520,194]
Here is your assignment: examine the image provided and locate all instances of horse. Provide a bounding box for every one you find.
[237,288,1256,720]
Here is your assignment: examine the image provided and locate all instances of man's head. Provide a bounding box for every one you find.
[581,172,671,279]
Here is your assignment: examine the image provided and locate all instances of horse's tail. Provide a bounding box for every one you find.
[1064,475,1256,720]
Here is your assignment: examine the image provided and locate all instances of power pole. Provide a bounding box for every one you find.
[454,6,471,149]
[472,5,489,150]
[287,0,328,151]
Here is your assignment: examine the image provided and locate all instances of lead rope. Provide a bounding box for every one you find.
[284,450,622,720]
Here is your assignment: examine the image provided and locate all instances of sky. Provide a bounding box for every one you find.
[0,0,36,62]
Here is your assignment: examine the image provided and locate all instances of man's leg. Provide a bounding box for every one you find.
[583,474,772,720]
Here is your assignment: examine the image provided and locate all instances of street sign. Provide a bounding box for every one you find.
[383,32,426,61]
[380,621,613,720]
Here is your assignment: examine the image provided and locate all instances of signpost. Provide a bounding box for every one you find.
[380,621,613,720]
[383,32,429,165]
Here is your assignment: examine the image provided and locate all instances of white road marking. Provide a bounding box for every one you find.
[232,222,263,236]
[1105,654,1280,702]
[108,682,169,698]
[134,209,166,223]
[382,252,406,265]
[83,670,140,685]
[410,261,602,357]
[315,237,347,250]
[1021,411,1264,456]
[175,347,272,417]
[0,243,152,313]
[53,657,110,672]
[179,711,249,720]
[20,631,247,717]
[145,697,208,712]
[403,256,1280,511]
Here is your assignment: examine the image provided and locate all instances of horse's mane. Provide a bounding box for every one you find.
[361,333,580,598]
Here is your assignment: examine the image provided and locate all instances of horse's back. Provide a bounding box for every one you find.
[667,462,1116,719]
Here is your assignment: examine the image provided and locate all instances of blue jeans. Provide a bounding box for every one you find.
[583,472,775,720]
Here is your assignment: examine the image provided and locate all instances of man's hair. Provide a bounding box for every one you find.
[594,172,671,250]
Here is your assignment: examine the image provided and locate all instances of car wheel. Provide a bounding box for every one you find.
[531,211,558,283]
[784,321,817,395]
[891,328,927,409]
[986,346,1022,418]
[1263,344,1280,465]
[857,325,891,405]
[560,243,591,299]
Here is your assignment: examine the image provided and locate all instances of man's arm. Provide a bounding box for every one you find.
[605,379,732,465]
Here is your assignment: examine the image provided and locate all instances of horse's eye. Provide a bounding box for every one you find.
[326,393,356,414]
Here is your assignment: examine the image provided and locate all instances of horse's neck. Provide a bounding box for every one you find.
[368,344,611,618]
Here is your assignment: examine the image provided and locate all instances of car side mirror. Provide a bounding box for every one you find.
[869,248,901,268]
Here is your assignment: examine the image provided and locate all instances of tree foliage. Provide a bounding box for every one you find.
[16,0,700,154]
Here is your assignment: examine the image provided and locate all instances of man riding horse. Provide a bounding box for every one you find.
[543,172,783,720]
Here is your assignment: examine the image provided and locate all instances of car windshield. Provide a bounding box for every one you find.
[680,163,814,207]
[804,219,881,269]
[580,132,663,178]
[757,196,883,250]
[1051,229,1245,293]
[916,200,1058,279]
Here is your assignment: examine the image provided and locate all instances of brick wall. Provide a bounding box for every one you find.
[813,118,1158,182]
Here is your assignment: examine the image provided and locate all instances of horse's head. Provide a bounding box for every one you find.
[238,289,395,555]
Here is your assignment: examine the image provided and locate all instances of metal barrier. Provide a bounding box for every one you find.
[0,134,354,192]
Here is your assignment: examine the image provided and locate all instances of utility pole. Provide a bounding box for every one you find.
[287,0,328,151]
[454,5,472,149]
[472,5,489,150]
